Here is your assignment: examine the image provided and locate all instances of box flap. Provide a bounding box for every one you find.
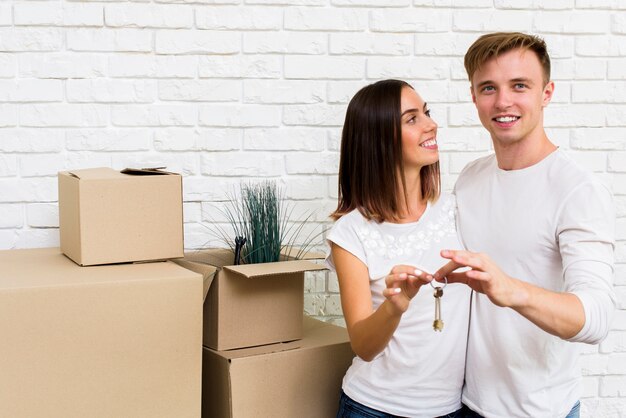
[0,248,201,289]
[302,315,330,334]
[181,248,327,279]
[60,167,179,181]
[300,316,350,349]
[62,167,121,180]
[207,338,303,360]
[204,316,350,361]
[224,260,326,279]
[280,247,326,261]
[58,171,82,263]
[171,259,217,301]
[184,248,234,268]
[120,167,177,176]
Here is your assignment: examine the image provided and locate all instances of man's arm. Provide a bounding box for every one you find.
[434,250,586,339]
[554,180,616,343]
[436,181,616,343]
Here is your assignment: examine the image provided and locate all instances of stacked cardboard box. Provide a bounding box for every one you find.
[0,247,203,417]
[203,316,355,418]
[174,250,355,417]
[6,167,354,417]
[0,167,206,417]
[58,167,184,266]
[175,248,326,350]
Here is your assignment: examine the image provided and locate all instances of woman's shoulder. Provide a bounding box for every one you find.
[329,208,368,236]
[334,208,363,224]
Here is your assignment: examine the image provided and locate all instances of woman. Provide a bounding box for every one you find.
[326,79,470,418]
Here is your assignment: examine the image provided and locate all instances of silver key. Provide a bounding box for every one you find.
[433,287,444,332]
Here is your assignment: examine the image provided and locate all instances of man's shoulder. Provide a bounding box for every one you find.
[455,153,496,185]
[550,150,608,191]
[463,153,495,172]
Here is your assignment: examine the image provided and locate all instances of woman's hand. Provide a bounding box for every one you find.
[383,265,433,315]
[332,244,434,361]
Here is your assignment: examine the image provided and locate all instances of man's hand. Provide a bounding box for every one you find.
[434,249,589,339]
[434,249,528,309]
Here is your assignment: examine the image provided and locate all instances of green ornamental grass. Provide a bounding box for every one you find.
[213,181,320,264]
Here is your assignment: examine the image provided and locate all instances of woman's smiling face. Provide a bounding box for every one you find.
[399,86,439,172]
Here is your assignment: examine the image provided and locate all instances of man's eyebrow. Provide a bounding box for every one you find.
[400,103,428,117]
[475,80,494,89]
[511,77,534,85]
[475,78,534,88]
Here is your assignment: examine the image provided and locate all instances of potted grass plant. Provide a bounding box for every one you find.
[175,179,328,350]
[211,180,321,265]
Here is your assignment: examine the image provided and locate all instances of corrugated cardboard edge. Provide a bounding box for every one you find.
[121,167,177,176]
[202,341,233,418]
[64,167,121,179]
[171,259,217,301]
[203,317,344,361]
[280,247,326,261]
[224,259,326,279]
[58,171,83,265]
[212,338,304,360]
[181,248,327,279]
[174,174,185,260]
[185,248,233,267]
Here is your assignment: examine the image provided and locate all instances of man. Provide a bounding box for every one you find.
[435,32,616,418]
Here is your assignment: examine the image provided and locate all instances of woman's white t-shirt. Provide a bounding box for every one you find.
[326,193,470,417]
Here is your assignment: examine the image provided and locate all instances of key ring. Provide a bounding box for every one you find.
[430,276,448,289]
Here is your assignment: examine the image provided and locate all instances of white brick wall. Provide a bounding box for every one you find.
[0,1,624,415]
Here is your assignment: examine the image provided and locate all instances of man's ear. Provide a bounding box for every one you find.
[470,85,476,104]
[542,81,555,107]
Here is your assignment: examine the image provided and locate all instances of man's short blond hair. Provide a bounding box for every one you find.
[464,32,551,86]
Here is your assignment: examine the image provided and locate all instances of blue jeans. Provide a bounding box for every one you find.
[565,401,581,418]
[460,401,580,418]
[337,390,464,418]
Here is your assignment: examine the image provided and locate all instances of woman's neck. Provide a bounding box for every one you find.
[394,172,427,223]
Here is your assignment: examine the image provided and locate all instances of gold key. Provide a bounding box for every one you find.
[433,286,444,332]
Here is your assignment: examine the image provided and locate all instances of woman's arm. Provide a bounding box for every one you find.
[332,243,429,361]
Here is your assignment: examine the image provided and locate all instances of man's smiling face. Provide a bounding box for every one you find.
[470,48,554,149]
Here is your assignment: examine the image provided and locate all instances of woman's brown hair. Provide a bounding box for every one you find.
[331,79,440,223]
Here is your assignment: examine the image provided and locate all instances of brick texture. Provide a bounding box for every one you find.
[1,2,624,413]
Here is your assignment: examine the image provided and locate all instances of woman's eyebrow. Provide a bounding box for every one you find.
[401,108,418,116]
[401,103,427,117]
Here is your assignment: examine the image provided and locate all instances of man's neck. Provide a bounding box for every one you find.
[493,133,557,171]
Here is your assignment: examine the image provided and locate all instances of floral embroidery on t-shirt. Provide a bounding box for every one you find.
[357,198,457,260]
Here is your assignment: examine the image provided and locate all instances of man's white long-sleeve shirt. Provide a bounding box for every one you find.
[455,149,615,418]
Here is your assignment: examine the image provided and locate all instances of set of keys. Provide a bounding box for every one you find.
[430,277,447,332]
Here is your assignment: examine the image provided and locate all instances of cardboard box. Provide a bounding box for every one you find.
[202,316,354,418]
[58,167,184,266]
[0,248,203,418]
[174,249,326,351]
